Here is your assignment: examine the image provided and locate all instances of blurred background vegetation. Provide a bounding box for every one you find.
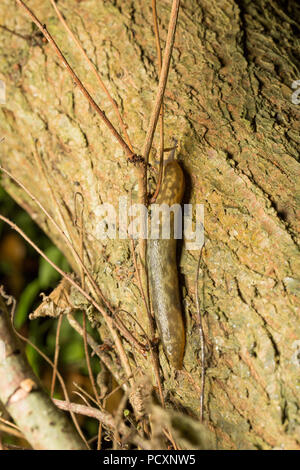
[0,185,101,447]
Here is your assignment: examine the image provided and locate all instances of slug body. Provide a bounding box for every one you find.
[148,161,185,369]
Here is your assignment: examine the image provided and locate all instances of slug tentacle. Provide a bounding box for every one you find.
[148,160,185,369]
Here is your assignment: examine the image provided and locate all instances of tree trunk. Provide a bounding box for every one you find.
[0,0,299,450]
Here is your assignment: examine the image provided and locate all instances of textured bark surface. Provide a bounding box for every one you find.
[0,0,299,449]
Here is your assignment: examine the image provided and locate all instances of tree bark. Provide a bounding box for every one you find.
[0,0,299,450]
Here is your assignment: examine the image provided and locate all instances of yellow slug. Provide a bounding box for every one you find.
[148,160,185,369]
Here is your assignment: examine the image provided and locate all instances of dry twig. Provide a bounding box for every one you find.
[16,0,135,160]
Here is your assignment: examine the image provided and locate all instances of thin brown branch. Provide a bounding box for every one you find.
[113,314,148,354]
[73,383,99,408]
[10,7,141,389]
[0,416,22,433]
[0,213,133,391]
[137,1,180,335]
[129,237,165,407]
[7,294,89,448]
[76,197,101,426]
[83,310,100,391]
[113,392,128,449]
[32,143,73,245]
[65,312,123,386]
[151,0,165,204]
[0,167,135,387]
